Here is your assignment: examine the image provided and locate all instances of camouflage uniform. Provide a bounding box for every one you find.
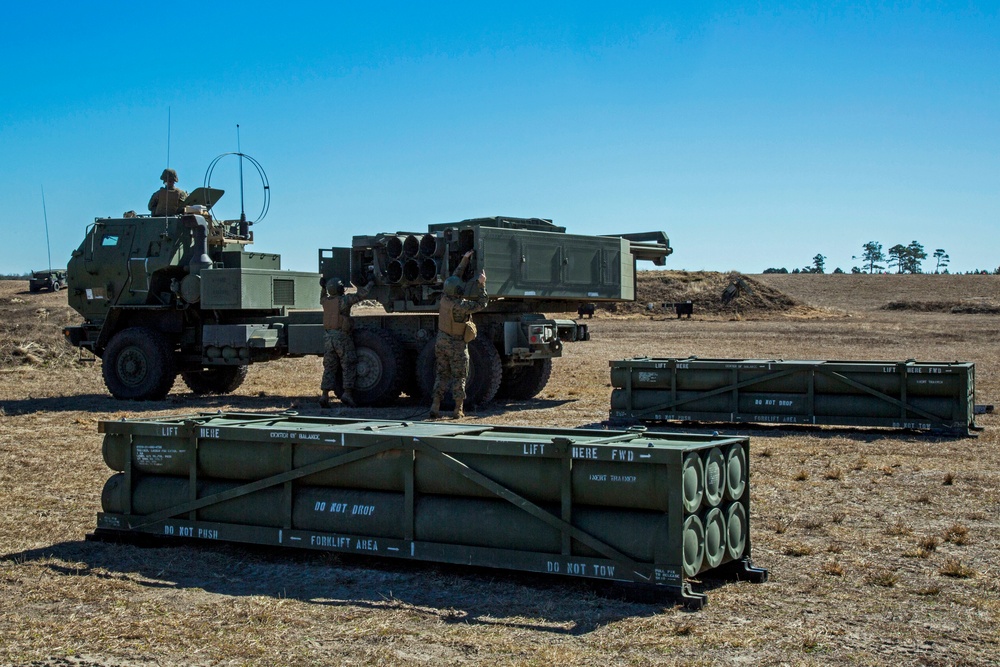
[320,283,372,394]
[431,267,488,407]
[148,169,188,216]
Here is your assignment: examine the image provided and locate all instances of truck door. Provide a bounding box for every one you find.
[84,222,136,303]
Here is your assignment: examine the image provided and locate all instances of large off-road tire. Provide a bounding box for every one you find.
[51,281,62,292]
[417,335,503,409]
[497,359,553,400]
[181,366,248,395]
[333,328,406,406]
[102,327,177,400]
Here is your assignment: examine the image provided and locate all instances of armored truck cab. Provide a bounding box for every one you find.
[64,188,319,400]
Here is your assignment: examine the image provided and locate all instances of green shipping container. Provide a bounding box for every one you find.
[92,412,766,608]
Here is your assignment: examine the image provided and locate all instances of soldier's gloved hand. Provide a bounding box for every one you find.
[477,270,486,286]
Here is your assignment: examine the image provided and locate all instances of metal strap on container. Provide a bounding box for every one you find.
[410,438,642,571]
[128,437,402,529]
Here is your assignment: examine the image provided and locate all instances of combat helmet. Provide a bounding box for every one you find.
[320,276,345,294]
[160,168,179,183]
[443,276,464,297]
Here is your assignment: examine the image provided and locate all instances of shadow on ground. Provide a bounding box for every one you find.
[3,539,681,634]
[597,419,975,441]
[0,394,575,423]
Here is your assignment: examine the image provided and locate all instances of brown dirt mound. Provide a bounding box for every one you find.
[881,299,1000,314]
[606,270,814,318]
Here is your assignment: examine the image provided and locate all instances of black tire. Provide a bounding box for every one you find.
[51,281,62,292]
[417,335,503,409]
[102,327,177,400]
[333,328,406,406]
[181,365,248,395]
[497,359,552,400]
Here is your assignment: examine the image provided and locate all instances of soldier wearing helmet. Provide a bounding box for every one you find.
[148,168,189,216]
[319,275,374,408]
[430,249,488,419]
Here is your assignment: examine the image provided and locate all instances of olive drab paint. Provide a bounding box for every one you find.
[610,357,977,435]
[63,196,672,406]
[93,412,767,608]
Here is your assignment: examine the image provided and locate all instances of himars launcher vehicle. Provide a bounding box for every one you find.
[64,187,671,405]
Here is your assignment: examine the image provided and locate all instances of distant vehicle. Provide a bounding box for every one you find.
[29,269,66,293]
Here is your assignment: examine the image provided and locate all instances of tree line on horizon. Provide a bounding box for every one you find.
[764,241,999,275]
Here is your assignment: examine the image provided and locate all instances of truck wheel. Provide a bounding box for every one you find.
[102,327,177,400]
[52,281,62,292]
[417,336,503,409]
[182,366,248,395]
[497,359,552,400]
[334,328,406,406]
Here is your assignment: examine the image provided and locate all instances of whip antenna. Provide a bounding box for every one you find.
[41,185,52,272]
[237,124,246,229]
[166,107,171,167]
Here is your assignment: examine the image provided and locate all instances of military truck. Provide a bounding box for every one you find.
[29,269,67,292]
[63,189,671,405]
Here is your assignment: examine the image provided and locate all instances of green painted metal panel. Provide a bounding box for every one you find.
[326,218,658,313]
[200,269,320,310]
[610,357,976,434]
[93,412,765,606]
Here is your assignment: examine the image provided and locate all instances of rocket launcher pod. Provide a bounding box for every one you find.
[610,357,978,435]
[92,412,767,608]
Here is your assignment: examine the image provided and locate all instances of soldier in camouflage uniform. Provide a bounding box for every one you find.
[320,276,374,408]
[430,250,488,419]
[148,168,189,216]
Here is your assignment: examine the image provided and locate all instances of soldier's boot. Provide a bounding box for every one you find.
[452,400,465,420]
[342,389,356,408]
[429,398,441,419]
[319,391,331,408]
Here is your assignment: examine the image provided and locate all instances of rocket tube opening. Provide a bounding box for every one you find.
[724,443,747,501]
[419,233,442,257]
[701,507,726,570]
[387,260,404,284]
[386,236,404,259]
[724,501,748,562]
[681,452,704,514]
[420,258,439,282]
[403,259,421,282]
[403,234,420,258]
[702,447,725,507]
[682,514,705,577]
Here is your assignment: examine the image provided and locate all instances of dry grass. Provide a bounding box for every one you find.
[865,568,899,588]
[2,275,1000,666]
[943,524,971,545]
[821,560,845,577]
[939,559,977,579]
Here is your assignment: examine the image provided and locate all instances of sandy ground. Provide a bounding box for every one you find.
[1,275,998,666]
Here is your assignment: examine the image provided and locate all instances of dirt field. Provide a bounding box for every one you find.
[1,274,998,666]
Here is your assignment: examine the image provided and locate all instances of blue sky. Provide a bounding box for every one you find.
[2,2,997,274]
